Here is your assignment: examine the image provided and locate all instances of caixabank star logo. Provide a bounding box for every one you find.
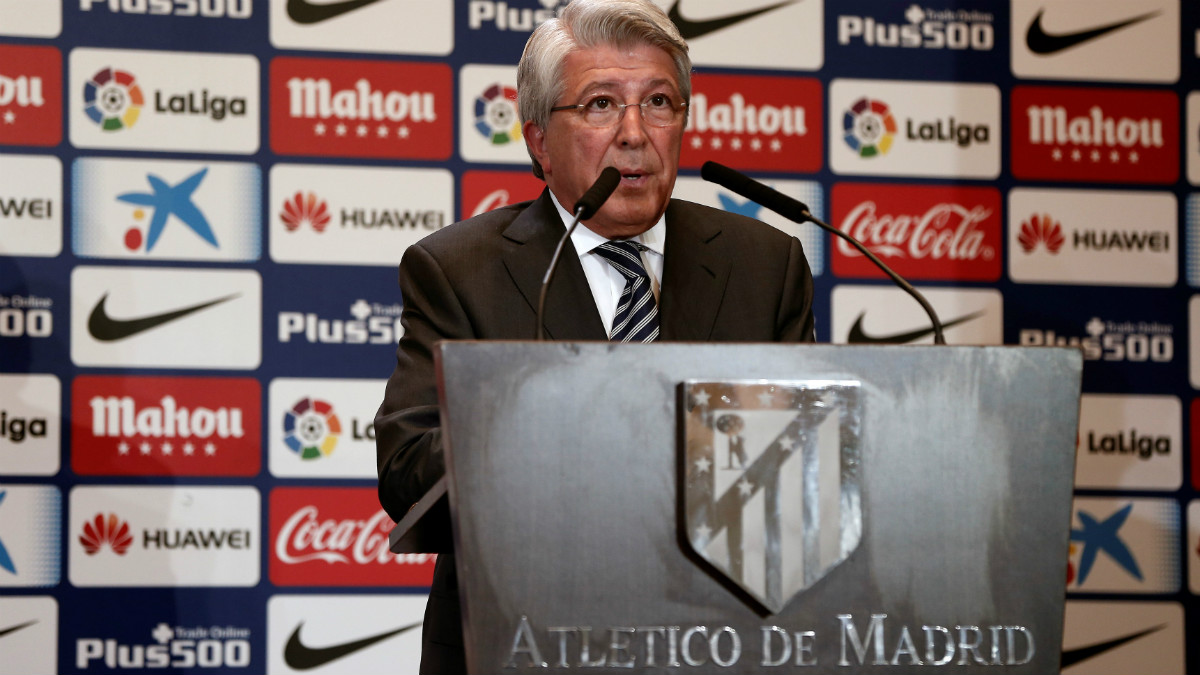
[0,485,61,588]
[1066,498,1180,594]
[72,157,262,263]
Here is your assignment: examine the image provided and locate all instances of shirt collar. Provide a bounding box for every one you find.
[548,190,667,256]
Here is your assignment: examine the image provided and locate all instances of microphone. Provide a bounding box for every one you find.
[700,161,946,345]
[574,167,621,220]
[535,167,622,341]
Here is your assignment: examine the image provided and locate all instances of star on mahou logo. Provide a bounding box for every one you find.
[1017,213,1064,253]
[79,513,133,555]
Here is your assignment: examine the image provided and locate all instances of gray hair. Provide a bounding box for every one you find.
[517,0,691,179]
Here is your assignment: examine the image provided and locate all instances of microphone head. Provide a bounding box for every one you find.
[700,161,741,187]
[574,167,621,220]
[700,161,812,219]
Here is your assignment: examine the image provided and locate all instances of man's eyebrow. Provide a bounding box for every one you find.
[574,78,681,97]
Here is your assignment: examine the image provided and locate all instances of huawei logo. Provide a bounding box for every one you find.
[1017,213,1064,253]
[80,513,133,555]
[281,191,331,233]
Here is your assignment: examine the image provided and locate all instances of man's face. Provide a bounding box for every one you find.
[524,42,685,240]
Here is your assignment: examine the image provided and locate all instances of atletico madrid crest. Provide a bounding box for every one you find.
[682,380,864,614]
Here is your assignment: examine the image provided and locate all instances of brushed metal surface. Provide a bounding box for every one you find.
[436,342,1081,673]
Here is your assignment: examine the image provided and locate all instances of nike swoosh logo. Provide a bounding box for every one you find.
[0,620,37,640]
[284,621,421,670]
[847,310,984,344]
[1025,8,1160,55]
[668,0,796,41]
[287,0,388,25]
[1061,624,1165,668]
[88,293,240,342]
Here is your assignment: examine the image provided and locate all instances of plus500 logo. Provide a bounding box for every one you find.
[79,0,251,17]
[1019,318,1173,363]
[0,299,52,338]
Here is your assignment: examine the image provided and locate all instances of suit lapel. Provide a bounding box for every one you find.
[501,190,608,341]
[659,200,731,341]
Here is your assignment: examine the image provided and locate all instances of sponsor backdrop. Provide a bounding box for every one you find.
[0,0,1197,672]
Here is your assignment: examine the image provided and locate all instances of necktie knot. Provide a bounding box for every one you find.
[592,240,659,343]
[592,240,649,280]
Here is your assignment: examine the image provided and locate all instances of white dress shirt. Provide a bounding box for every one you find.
[548,191,666,336]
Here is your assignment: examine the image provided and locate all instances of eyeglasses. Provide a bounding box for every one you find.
[550,93,688,128]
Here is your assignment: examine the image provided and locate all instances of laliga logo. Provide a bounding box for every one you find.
[83,67,143,131]
[1017,214,1064,254]
[283,397,341,460]
[474,83,521,146]
[842,97,895,157]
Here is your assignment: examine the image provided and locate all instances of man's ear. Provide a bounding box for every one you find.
[523,120,550,175]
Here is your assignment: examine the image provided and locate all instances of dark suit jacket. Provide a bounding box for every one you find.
[375,189,815,674]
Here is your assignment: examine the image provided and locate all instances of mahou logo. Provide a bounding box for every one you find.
[830,183,1001,281]
[70,375,261,476]
[1012,86,1178,184]
[460,169,544,219]
[270,57,452,160]
[1017,214,1064,254]
[79,513,133,555]
[681,73,822,173]
[0,45,62,147]
[269,487,435,586]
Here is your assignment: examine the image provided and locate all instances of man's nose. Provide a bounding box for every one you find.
[616,105,649,146]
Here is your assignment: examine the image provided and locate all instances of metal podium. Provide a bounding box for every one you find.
[390,342,1082,674]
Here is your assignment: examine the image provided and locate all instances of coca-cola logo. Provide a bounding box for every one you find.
[274,505,409,566]
[459,169,544,221]
[837,201,992,261]
[831,183,1001,282]
[269,488,435,586]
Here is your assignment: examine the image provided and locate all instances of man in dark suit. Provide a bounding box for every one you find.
[375,1,815,672]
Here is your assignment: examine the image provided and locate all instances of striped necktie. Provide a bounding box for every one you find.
[593,240,660,342]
